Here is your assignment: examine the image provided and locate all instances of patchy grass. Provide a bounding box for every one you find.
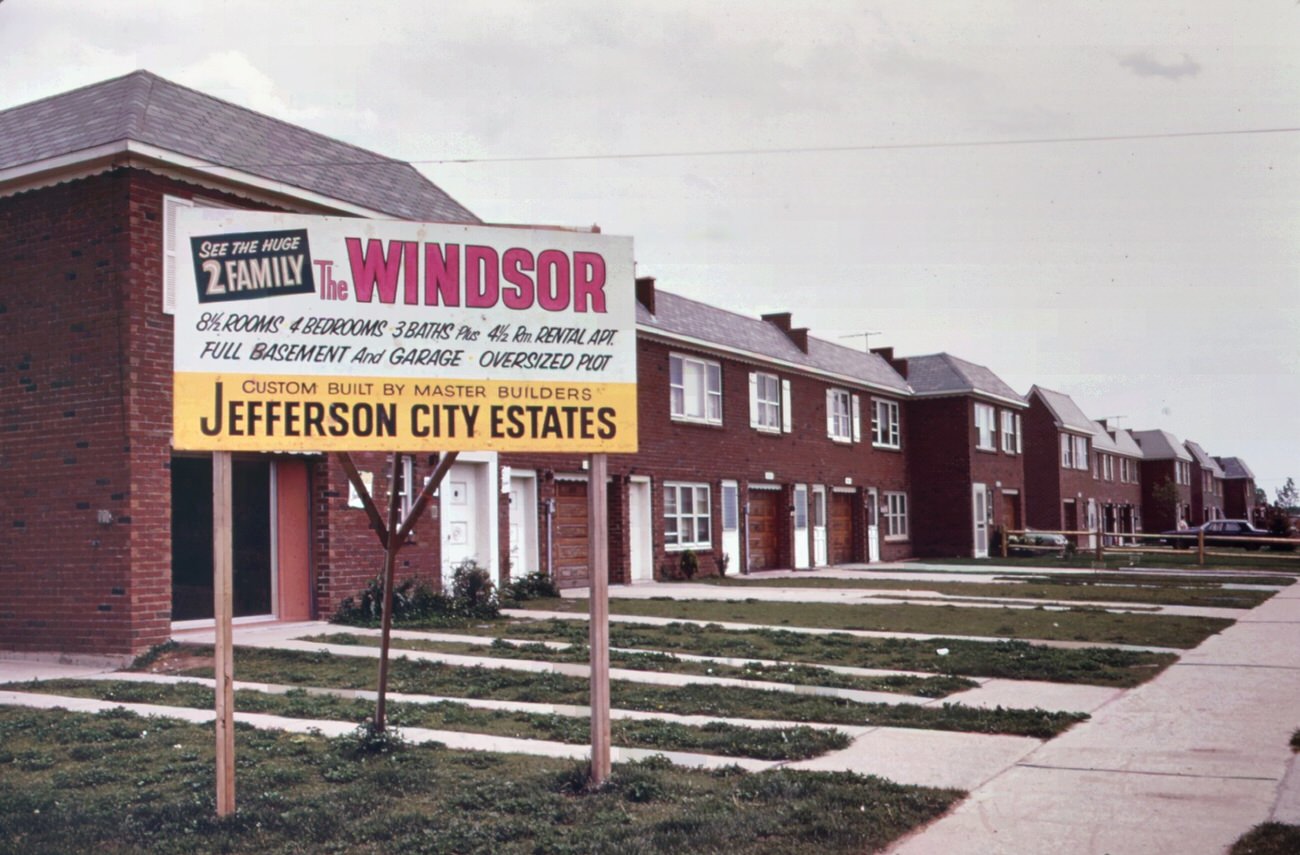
[0,706,961,854]
[448,619,1174,688]
[142,645,1087,738]
[302,632,979,698]
[10,679,848,762]
[701,576,1276,609]
[522,598,1231,649]
[935,553,1300,572]
[1230,822,1300,855]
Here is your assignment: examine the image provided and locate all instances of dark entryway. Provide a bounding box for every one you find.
[171,456,273,620]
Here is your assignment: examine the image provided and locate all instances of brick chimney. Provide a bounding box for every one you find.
[635,276,656,313]
[762,312,810,353]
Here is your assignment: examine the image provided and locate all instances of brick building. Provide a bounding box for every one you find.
[1022,386,1147,545]
[1132,430,1194,533]
[1184,440,1225,523]
[0,72,478,657]
[498,281,915,587]
[884,353,1028,558]
[1214,456,1258,521]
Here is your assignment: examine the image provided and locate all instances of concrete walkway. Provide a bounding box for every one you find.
[888,583,1300,854]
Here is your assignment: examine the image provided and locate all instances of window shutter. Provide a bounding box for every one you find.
[162,195,195,315]
[851,395,861,442]
[748,372,759,428]
[781,380,792,433]
[1015,414,1023,453]
[825,390,834,437]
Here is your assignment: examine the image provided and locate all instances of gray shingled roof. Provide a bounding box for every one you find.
[637,290,910,394]
[904,353,1025,405]
[1184,441,1225,477]
[1132,430,1192,461]
[1029,386,1095,433]
[1215,456,1256,480]
[0,71,478,223]
[1110,429,1145,459]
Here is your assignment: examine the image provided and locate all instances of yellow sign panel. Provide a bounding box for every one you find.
[174,373,638,452]
[172,211,638,452]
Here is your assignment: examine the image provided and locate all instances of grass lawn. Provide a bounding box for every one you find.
[700,576,1276,609]
[302,631,979,698]
[931,553,1300,572]
[1230,823,1300,855]
[145,645,1087,739]
[440,619,1175,688]
[0,706,961,854]
[9,679,851,761]
[520,598,1231,649]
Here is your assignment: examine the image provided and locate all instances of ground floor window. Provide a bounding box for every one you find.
[664,482,711,549]
[883,492,909,540]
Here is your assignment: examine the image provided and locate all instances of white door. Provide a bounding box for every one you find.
[720,480,740,574]
[628,478,653,583]
[973,483,989,558]
[866,487,881,562]
[1086,499,1098,551]
[508,473,538,579]
[442,461,491,587]
[812,486,827,566]
[793,484,810,569]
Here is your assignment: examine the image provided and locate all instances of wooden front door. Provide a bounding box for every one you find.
[747,489,780,571]
[829,491,854,564]
[553,480,590,589]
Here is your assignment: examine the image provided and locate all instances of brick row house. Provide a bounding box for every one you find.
[0,73,1267,659]
[497,282,915,589]
[1215,457,1258,522]
[1132,430,1195,533]
[1022,387,1145,545]
[1184,440,1225,523]
[884,353,1028,559]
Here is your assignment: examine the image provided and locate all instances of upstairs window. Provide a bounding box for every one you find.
[1073,435,1089,471]
[749,372,788,433]
[670,354,722,425]
[872,399,900,448]
[974,403,996,450]
[1001,411,1021,454]
[826,389,860,443]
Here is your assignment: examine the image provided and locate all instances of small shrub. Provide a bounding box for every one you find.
[716,552,731,576]
[342,719,407,757]
[332,577,448,626]
[501,570,559,604]
[679,549,699,580]
[449,560,499,619]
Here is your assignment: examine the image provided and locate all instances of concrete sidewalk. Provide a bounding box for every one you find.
[888,584,1300,854]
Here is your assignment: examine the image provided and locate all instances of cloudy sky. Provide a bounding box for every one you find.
[2,0,1297,491]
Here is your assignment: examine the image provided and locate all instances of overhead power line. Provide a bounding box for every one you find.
[197,125,1300,170]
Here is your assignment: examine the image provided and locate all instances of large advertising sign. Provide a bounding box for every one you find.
[172,210,637,453]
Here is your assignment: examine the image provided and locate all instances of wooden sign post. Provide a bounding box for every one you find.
[212,450,236,817]
[588,453,612,784]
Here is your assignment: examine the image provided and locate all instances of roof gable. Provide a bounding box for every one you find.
[1184,441,1225,476]
[0,71,478,223]
[905,353,1025,405]
[1132,429,1193,461]
[1214,456,1256,480]
[1109,429,1145,458]
[1029,386,1096,434]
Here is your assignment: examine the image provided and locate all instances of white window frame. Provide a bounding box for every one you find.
[1000,410,1021,454]
[749,371,782,433]
[883,492,909,540]
[974,403,996,451]
[1060,433,1073,468]
[664,482,712,550]
[1104,454,1115,482]
[163,194,235,315]
[872,398,901,449]
[826,389,856,443]
[670,353,722,425]
[1073,435,1089,471]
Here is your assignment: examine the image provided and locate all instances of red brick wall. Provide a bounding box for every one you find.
[0,172,137,655]
[1222,477,1256,520]
[906,396,1027,557]
[1140,459,1191,533]
[1022,397,1063,530]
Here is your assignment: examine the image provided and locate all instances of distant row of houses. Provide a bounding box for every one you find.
[0,73,1260,658]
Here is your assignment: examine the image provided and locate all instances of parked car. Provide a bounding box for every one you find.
[1159,519,1295,551]
[1008,528,1069,557]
